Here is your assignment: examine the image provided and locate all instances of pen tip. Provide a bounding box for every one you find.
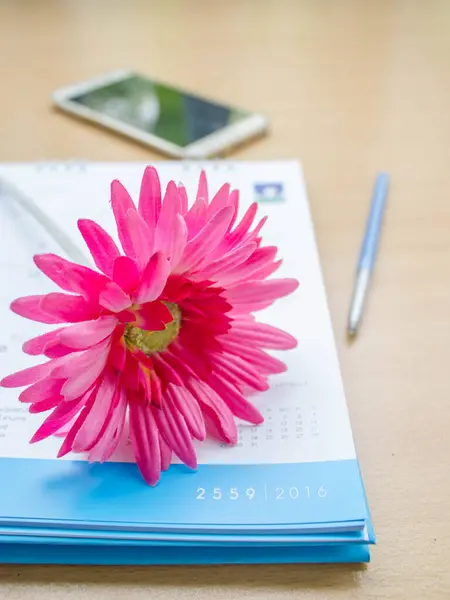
[347,326,357,342]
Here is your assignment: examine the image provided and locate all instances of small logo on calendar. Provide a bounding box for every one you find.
[254,182,284,203]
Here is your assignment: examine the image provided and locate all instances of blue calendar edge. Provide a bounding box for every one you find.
[0,457,371,531]
[0,539,371,564]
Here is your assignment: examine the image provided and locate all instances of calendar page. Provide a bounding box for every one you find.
[0,161,356,467]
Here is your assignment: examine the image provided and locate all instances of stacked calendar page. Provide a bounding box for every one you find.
[0,160,374,565]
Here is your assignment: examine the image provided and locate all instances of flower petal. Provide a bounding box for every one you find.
[184,197,207,239]
[188,378,237,444]
[152,399,197,469]
[98,282,131,312]
[19,377,64,403]
[10,295,90,325]
[196,170,209,203]
[177,206,234,273]
[30,392,90,443]
[39,293,101,323]
[112,256,140,294]
[228,320,298,350]
[124,208,153,271]
[134,301,172,331]
[0,361,55,388]
[33,254,109,301]
[206,183,230,219]
[159,434,172,471]
[226,278,299,304]
[154,182,183,255]
[72,370,118,452]
[167,214,188,268]
[22,328,65,355]
[138,166,161,230]
[227,202,258,247]
[166,384,205,441]
[133,252,170,305]
[208,374,264,424]
[77,219,121,277]
[129,400,161,486]
[177,185,188,214]
[59,316,117,350]
[88,385,127,462]
[110,179,137,257]
[220,339,287,374]
[213,351,269,392]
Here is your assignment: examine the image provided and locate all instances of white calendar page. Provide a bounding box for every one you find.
[0,161,356,466]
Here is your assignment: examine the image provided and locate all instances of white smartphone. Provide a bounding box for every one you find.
[52,69,268,158]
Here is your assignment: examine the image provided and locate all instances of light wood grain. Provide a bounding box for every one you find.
[0,0,449,597]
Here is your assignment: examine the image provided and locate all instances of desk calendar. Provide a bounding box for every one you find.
[0,160,374,564]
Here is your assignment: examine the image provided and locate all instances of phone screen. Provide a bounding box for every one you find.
[70,74,251,147]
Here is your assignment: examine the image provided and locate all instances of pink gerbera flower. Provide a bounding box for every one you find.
[0,167,298,485]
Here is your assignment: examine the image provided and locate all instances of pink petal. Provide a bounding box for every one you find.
[228,202,258,247]
[228,320,298,350]
[138,166,161,230]
[72,370,118,452]
[166,384,205,441]
[184,197,207,239]
[110,179,137,257]
[206,183,230,219]
[177,185,188,214]
[124,208,153,271]
[31,392,90,443]
[112,256,140,294]
[22,328,65,356]
[177,206,234,273]
[78,219,120,277]
[151,372,162,408]
[220,339,287,374]
[44,343,75,359]
[109,339,127,372]
[195,242,257,280]
[129,400,161,486]
[55,398,94,457]
[208,374,264,424]
[152,401,197,469]
[226,278,299,304]
[249,259,283,281]
[212,352,269,392]
[134,301,172,331]
[188,378,237,444]
[33,254,109,301]
[53,339,110,397]
[133,252,170,305]
[218,246,278,285]
[29,395,62,414]
[39,293,101,323]
[19,377,64,403]
[98,282,131,312]
[60,354,108,401]
[10,295,94,325]
[152,354,184,387]
[167,214,188,268]
[88,385,127,462]
[159,434,172,471]
[59,316,117,350]
[154,181,181,254]
[0,360,55,388]
[196,170,209,203]
[227,189,240,230]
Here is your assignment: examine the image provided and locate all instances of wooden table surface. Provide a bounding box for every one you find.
[0,0,449,598]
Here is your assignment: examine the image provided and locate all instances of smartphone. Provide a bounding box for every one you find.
[52,69,268,158]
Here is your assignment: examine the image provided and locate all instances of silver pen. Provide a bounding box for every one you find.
[347,173,389,337]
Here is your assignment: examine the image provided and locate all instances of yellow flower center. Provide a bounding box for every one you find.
[124,302,181,355]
